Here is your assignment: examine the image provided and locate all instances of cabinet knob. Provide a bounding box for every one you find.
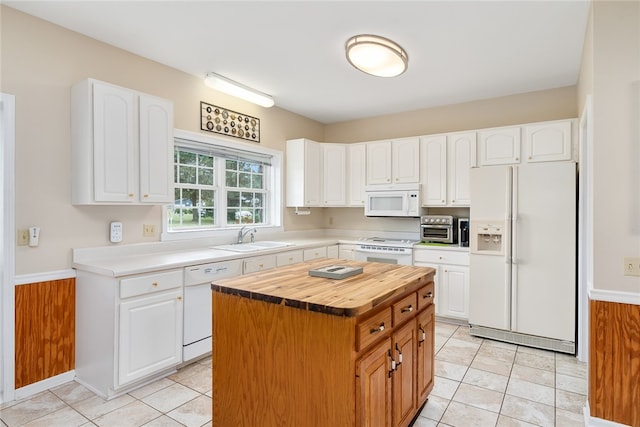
[515,157,519,161]
[128,193,135,197]
[143,194,149,198]
[401,305,414,313]
[258,263,264,268]
[370,323,385,334]
[528,156,532,160]
[152,282,158,287]
[177,296,182,301]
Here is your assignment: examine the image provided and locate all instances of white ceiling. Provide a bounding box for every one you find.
[6,1,591,124]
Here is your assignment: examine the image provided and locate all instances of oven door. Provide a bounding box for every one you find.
[354,247,413,265]
[421,224,453,243]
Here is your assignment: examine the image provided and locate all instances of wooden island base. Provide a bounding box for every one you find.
[211,259,436,427]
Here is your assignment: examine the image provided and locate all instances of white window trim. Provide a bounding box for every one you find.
[161,129,283,242]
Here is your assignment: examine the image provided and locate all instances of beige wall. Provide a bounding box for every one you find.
[1,6,324,275]
[324,86,577,143]
[589,0,640,294]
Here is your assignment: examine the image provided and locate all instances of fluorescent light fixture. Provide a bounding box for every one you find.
[345,34,408,77]
[204,72,274,108]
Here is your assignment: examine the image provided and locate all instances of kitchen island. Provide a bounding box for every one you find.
[211,258,436,427]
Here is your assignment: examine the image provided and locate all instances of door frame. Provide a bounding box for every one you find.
[1,93,16,403]
[577,94,593,363]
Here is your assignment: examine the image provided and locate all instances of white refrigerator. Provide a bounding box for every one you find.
[468,162,576,353]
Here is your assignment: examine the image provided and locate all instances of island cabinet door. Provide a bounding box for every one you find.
[392,320,417,427]
[356,337,392,427]
[416,304,436,405]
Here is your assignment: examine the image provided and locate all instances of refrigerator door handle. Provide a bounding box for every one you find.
[511,166,519,332]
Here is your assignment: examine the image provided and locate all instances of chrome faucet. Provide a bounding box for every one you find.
[237,226,256,244]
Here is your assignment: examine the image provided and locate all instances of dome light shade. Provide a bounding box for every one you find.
[204,72,274,108]
[345,34,408,77]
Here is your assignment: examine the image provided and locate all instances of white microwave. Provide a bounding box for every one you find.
[364,185,421,217]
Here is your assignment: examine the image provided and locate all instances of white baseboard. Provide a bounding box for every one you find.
[13,371,75,401]
[584,402,632,427]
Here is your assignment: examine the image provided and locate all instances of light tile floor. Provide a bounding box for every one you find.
[0,322,587,427]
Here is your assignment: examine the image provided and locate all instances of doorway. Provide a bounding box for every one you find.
[1,92,16,403]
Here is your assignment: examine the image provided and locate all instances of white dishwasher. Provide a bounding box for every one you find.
[183,259,243,362]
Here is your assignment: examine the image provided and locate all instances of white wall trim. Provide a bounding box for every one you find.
[584,402,632,427]
[588,288,640,305]
[1,92,16,404]
[13,269,76,286]
[13,371,75,401]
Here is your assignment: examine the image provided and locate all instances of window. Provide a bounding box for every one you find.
[165,131,282,237]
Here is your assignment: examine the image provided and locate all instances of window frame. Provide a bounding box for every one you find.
[161,129,283,242]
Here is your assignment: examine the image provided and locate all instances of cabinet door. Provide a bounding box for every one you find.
[347,143,367,206]
[322,144,346,206]
[392,138,420,184]
[304,140,323,206]
[421,135,447,206]
[338,244,356,260]
[139,94,173,203]
[416,304,435,405]
[356,338,392,427]
[93,81,137,202]
[478,126,521,166]
[524,120,572,162]
[439,265,469,320]
[448,132,474,206]
[118,289,183,386]
[367,141,392,185]
[392,320,417,427]
[327,244,339,258]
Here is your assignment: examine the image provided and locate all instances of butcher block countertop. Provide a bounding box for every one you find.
[211,258,435,317]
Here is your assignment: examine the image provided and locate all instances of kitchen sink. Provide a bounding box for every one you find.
[214,241,292,252]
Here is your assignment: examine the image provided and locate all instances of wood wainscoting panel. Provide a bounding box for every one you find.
[589,299,640,426]
[15,278,75,388]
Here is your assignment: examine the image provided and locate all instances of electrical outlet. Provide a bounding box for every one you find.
[17,229,29,246]
[143,224,156,237]
[623,257,640,277]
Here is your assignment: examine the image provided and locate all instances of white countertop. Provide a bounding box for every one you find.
[72,237,358,277]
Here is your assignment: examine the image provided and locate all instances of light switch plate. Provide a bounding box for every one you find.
[17,229,29,246]
[110,222,123,243]
[623,257,640,276]
[143,224,155,237]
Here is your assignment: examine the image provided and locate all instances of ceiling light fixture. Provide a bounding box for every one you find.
[204,72,275,108]
[345,34,408,77]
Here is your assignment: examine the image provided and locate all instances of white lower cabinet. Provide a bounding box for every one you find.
[75,268,183,399]
[304,246,328,261]
[414,248,469,320]
[276,250,304,267]
[338,244,357,260]
[243,254,277,273]
[119,288,183,386]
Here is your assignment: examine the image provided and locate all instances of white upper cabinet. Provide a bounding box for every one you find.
[477,126,521,166]
[420,135,447,206]
[71,79,174,205]
[347,143,366,207]
[421,132,474,207]
[322,143,347,206]
[366,140,393,185]
[524,120,573,162]
[447,132,475,206]
[366,138,420,185]
[286,138,322,207]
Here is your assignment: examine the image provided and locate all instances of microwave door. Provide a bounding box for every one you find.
[366,192,407,216]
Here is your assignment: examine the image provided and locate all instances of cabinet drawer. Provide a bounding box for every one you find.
[276,250,304,267]
[243,255,276,274]
[356,308,392,352]
[414,249,469,266]
[120,269,182,299]
[393,293,418,326]
[417,283,435,311]
[303,247,327,261]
